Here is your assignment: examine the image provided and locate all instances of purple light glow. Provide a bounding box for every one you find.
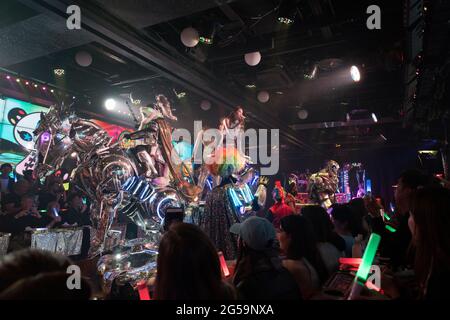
[41,132,51,143]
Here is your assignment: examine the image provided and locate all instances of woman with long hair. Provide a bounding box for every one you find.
[301,205,345,277]
[279,215,326,299]
[409,186,450,299]
[155,223,235,300]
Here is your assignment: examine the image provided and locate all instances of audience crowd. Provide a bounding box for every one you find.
[1,162,450,300]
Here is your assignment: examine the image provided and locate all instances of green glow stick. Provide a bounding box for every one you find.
[385,225,396,233]
[355,233,381,282]
[383,212,391,221]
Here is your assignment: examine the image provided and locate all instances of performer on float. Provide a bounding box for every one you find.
[192,124,216,190]
[307,160,340,209]
[200,146,246,260]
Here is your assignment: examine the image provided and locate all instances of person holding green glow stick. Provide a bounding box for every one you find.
[348,233,381,300]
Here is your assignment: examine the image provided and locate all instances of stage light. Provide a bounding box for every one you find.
[42,87,47,91]
[278,17,294,24]
[6,75,10,79]
[371,113,378,123]
[16,78,20,83]
[418,150,438,156]
[350,66,361,82]
[199,36,213,45]
[175,91,186,99]
[50,89,54,93]
[34,84,38,88]
[71,152,78,158]
[25,81,29,85]
[277,0,297,25]
[53,68,65,76]
[105,98,117,111]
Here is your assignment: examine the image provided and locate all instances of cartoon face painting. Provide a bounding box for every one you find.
[5,107,44,175]
[8,108,42,151]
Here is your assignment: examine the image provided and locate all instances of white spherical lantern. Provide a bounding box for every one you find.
[297,109,308,120]
[180,27,199,47]
[244,51,261,66]
[257,91,270,103]
[75,51,93,67]
[200,100,211,111]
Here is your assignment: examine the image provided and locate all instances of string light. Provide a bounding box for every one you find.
[2,73,80,100]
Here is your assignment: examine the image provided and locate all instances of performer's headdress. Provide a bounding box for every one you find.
[273,181,285,203]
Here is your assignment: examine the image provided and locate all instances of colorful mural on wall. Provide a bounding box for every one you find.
[0,97,49,165]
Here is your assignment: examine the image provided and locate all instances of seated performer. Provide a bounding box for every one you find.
[125,95,179,186]
[221,106,246,147]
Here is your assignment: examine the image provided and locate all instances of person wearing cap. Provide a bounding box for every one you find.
[265,182,295,230]
[230,216,302,300]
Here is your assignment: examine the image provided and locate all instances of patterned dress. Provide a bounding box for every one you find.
[200,183,241,260]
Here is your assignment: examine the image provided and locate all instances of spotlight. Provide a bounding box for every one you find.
[16,78,20,83]
[34,84,38,88]
[199,22,216,45]
[25,81,29,85]
[371,113,378,123]
[304,64,318,80]
[50,89,54,93]
[105,98,117,111]
[43,87,47,91]
[6,75,11,79]
[53,68,65,76]
[350,65,361,82]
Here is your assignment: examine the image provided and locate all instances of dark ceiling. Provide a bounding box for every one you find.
[0,0,449,161]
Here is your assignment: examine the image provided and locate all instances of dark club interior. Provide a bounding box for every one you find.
[0,0,450,306]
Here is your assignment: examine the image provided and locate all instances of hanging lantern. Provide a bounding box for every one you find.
[200,100,211,111]
[75,51,93,67]
[257,91,270,103]
[180,27,199,47]
[244,51,261,66]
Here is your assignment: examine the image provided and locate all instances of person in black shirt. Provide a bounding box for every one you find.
[374,170,431,269]
[230,217,302,300]
[1,180,30,215]
[0,163,15,194]
[62,193,91,227]
[408,186,450,299]
[37,181,66,212]
[2,194,42,235]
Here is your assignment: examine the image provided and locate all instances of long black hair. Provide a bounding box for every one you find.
[280,215,328,283]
